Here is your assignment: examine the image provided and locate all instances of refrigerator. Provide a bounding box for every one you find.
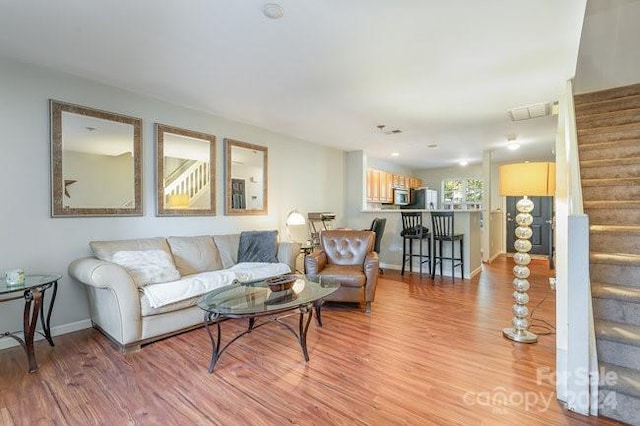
[401,188,438,209]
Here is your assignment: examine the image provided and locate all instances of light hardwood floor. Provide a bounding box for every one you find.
[0,256,624,425]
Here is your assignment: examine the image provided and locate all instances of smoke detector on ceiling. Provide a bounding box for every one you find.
[507,102,552,121]
[377,124,402,135]
[263,4,284,19]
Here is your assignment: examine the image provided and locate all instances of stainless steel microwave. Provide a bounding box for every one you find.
[394,188,409,205]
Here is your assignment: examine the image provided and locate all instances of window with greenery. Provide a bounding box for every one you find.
[442,178,484,209]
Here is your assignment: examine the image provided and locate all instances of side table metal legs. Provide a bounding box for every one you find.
[203,304,315,373]
[40,280,58,346]
[23,288,42,373]
[1,282,58,373]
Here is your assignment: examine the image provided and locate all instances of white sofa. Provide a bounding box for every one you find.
[68,233,299,352]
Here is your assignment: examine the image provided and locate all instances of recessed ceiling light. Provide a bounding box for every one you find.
[507,142,520,151]
[459,160,468,167]
[391,152,399,157]
[263,4,284,19]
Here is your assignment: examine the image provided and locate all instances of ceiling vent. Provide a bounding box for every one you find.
[507,102,552,121]
[377,124,402,135]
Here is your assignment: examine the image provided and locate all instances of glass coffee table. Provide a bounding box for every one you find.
[198,274,339,373]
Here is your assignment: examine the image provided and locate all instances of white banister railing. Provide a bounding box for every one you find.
[555,80,597,416]
[164,161,210,205]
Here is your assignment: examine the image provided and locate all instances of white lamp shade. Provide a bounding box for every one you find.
[499,162,556,197]
[286,210,306,226]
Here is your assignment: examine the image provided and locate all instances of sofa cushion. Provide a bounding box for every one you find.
[317,264,366,287]
[229,262,291,282]
[237,230,278,263]
[167,235,223,276]
[140,293,201,317]
[141,269,237,309]
[213,234,240,269]
[90,237,180,287]
[111,250,180,287]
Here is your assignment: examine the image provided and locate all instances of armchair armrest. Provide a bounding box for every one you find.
[305,250,328,275]
[363,251,380,303]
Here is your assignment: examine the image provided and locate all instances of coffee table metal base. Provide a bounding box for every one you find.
[203,303,314,373]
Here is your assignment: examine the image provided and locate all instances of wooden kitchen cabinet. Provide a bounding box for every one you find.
[367,168,422,203]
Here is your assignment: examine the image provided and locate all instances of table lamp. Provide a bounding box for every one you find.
[499,162,555,343]
[285,209,306,242]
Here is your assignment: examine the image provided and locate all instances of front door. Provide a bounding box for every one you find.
[506,196,553,256]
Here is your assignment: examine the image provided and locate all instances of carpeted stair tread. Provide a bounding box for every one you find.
[581,156,640,168]
[575,83,640,105]
[577,121,640,138]
[593,282,640,303]
[575,94,640,116]
[578,137,640,151]
[578,139,640,151]
[582,177,640,187]
[591,252,640,266]
[584,200,640,209]
[595,320,640,347]
[577,127,640,145]
[576,108,640,130]
[590,225,640,234]
[599,362,640,398]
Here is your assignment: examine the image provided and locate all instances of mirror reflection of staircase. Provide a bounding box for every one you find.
[576,82,640,425]
[164,158,210,208]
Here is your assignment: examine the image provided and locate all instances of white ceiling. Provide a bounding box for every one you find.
[0,1,588,169]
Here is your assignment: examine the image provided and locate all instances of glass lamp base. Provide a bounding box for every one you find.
[503,327,538,343]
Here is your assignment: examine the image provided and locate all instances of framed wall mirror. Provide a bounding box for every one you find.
[224,138,268,215]
[156,124,216,216]
[50,100,142,217]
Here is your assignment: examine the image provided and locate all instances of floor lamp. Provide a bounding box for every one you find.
[499,162,555,343]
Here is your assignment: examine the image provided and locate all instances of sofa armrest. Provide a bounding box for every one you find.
[277,241,301,272]
[363,251,380,303]
[68,257,142,345]
[305,250,327,275]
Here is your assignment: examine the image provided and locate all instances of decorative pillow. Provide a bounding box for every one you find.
[111,250,180,287]
[213,234,240,269]
[167,235,223,276]
[237,230,278,263]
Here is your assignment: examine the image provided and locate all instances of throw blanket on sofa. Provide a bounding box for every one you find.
[142,262,291,308]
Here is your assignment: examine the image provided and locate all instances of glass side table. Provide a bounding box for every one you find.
[0,274,61,372]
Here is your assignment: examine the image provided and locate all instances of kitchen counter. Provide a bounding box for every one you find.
[360,209,482,279]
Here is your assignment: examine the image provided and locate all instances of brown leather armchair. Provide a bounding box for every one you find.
[305,230,379,314]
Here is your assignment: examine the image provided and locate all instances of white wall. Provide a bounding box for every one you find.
[574,0,640,93]
[0,57,345,339]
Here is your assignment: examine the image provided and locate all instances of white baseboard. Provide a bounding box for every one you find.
[487,251,503,263]
[0,319,93,351]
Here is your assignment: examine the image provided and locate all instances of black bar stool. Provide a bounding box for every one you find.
[400,212,431,276]
[431,211,464,280]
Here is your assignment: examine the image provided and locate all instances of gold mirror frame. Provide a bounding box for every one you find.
[50,100,142,217]
[224,138,268,215]
[156,124,216,216]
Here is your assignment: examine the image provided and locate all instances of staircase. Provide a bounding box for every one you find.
[575,83,640,425]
